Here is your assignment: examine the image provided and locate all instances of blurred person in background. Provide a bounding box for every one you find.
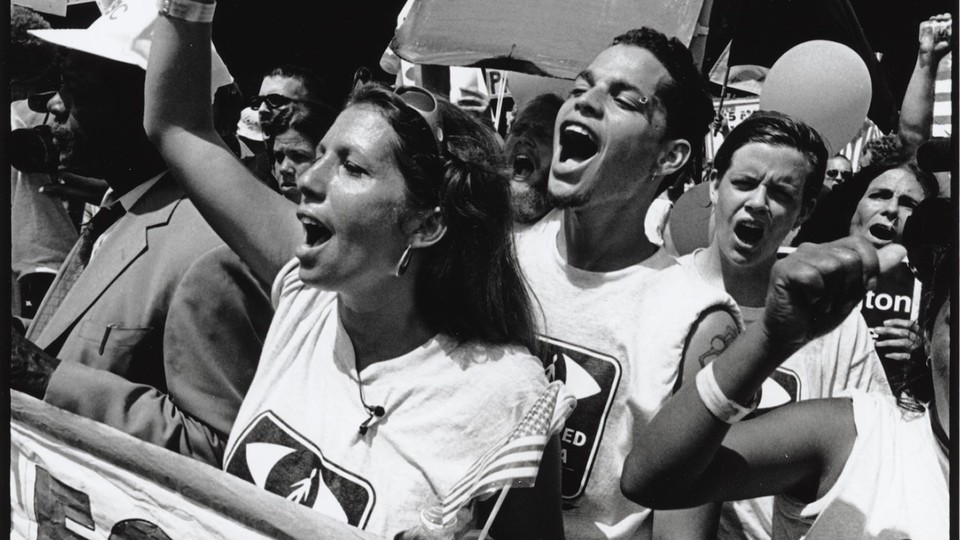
[504,93,563,226]
[9,6,80,318]
[10,23,272,467]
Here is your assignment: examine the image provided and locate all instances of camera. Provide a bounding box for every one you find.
[10,124,59,174]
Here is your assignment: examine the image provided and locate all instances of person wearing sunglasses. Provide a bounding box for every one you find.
[144,6,562,539]
[9,6,80,320]
[254,64,327,136]
[822,154,853,193]
[236,64,330,193]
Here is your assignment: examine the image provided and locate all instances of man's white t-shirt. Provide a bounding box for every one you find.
[516,215,740,539]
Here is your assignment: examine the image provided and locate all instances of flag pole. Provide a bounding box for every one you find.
[477,485,511,540]
[493,71,508,133]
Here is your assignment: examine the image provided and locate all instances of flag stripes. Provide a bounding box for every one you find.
[445,443,545,499]
[437,381,576,527]
[441,436,547,523]
[933,53,951,138]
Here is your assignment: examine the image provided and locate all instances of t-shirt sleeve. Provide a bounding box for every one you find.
[796,390,876,518]
[271,257,303,308]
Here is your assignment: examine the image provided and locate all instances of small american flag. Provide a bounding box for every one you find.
[440,381,576,525]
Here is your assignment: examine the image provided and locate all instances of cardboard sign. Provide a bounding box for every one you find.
[392,0,705,78]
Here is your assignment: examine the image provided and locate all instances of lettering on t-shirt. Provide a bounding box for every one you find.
[537,336,621,501]
[225,412,375,528]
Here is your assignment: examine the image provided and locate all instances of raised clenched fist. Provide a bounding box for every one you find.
[762,237,906,352]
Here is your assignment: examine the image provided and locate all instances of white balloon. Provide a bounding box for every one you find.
[760,41,872,154]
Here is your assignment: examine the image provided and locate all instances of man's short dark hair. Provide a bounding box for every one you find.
[510,93,563,137]
[265,64,328,103]
[611,28,714,146]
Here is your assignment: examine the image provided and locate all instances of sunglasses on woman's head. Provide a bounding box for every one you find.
[394,85,444,143]
[825,169,853,181]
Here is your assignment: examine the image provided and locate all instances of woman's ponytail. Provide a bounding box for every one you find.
[416,117,536,349]
[347,83,535,349]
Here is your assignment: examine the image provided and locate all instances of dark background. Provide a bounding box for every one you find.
[40,0,954,124]
[37,0,407,105]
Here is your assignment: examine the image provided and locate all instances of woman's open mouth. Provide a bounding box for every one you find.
[299,214,333,247]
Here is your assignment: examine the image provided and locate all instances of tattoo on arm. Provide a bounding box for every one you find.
[698,325,738,368]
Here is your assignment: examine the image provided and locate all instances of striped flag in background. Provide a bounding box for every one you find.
[440,381,576,526]
[933,52,952,138]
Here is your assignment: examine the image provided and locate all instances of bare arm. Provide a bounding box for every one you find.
[649,306,735,538]
[652,504,719,540]
[621,239,906,509]
[143,7,302,284]
[897,14,952,158]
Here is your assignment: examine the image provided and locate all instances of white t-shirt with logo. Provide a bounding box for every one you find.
[223,259,547,538]
[677,250,891,540]
[515,217,740,540]
[773,390,948,540]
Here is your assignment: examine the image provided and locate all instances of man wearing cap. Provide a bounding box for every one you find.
[514,27,739,538]
[11,2,272,467]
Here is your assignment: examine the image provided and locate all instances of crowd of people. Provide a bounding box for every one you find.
[8,2,953,539]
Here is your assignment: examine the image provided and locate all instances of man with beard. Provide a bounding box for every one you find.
[505,93,563,225]
[514,28,737,538]
[11,36,272,467]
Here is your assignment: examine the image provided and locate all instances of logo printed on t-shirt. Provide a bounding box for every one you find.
[224,412,375,528]
[749,367,801,419]
[537,336,621,501]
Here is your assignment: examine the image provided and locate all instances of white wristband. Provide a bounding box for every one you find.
[158,0,216,23]
[696,363,760,424]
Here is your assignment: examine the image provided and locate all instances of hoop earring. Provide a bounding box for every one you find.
[395,245,413,277]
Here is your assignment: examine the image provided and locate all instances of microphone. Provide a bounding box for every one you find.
[358,404,385,436]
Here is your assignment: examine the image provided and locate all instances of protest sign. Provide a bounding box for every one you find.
[10,391,377,540]
[392,0,705,78]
